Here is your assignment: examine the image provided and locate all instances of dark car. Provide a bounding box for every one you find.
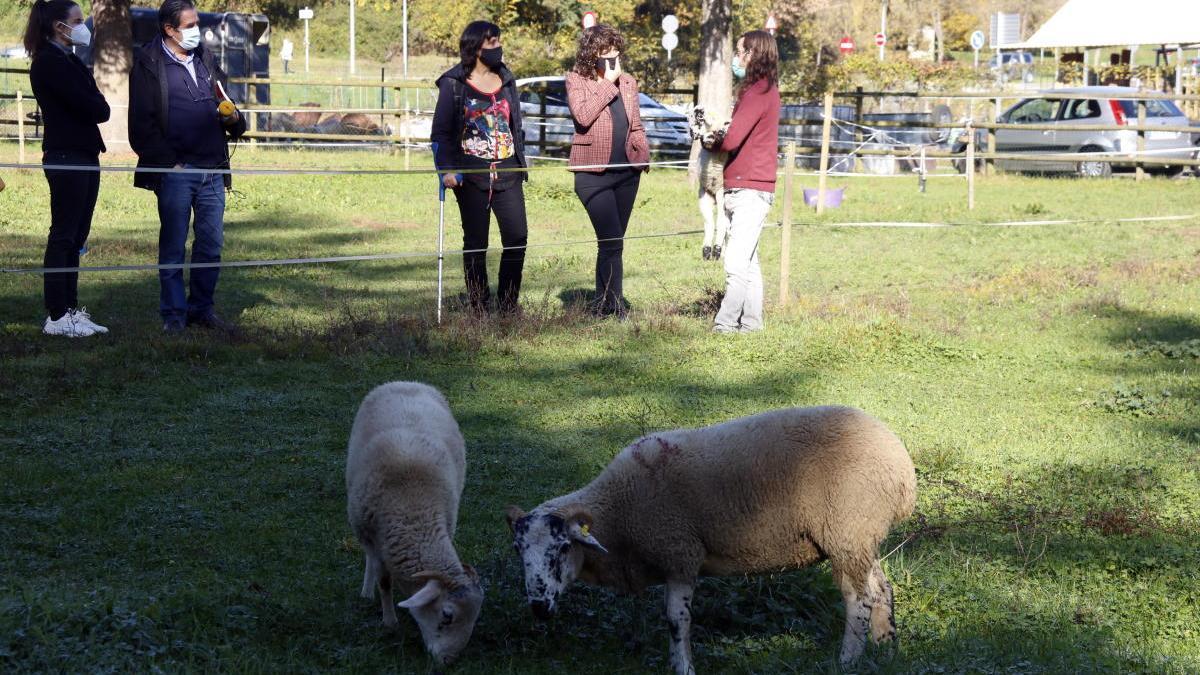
[516,76,691,157]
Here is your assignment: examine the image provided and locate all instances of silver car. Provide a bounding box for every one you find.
[516,76,691,158]
[993,87,1196,176]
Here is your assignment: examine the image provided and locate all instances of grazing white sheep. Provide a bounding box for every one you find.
[506,406,916,674]
[688,105,731,261]
[346,381,482,666]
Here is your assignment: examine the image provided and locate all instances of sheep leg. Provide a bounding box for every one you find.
[361,551,380,598]
[665,580,697,675]
[699,189,717,250]
[868,562,897,646]
[714,185,729,253]
[833,563,872,664]
[378,565,398,627]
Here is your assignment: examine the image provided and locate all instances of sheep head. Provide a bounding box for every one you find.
[506,504,607,620]
[397,567,483,666]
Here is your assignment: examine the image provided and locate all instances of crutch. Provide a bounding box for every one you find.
[431,141,460,325]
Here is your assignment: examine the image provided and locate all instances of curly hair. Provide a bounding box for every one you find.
[736,30,779,98]
[571,24,625,78]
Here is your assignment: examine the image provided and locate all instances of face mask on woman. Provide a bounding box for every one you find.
[59,21,91,47]
[731,56,747,79]
[479,46,503,70]
[175,26,201,51]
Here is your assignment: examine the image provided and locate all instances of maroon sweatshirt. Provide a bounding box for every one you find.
[719,79,781,193]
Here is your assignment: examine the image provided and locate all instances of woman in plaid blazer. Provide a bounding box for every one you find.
[566,24,650,320]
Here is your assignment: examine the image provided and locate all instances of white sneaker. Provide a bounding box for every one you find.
[43,311,95,338]
[73,307,108,334]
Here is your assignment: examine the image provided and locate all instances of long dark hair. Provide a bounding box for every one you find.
[572,24,625,78]
[736,30,779,98]
[23,0,77,57]
[458,21,500,70]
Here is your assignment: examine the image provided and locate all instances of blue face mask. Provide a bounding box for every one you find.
[731,56,746,79]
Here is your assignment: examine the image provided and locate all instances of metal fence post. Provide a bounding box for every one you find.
[779,141,796,307]
[17,90,25,165]
[986,97,999,175]
[1135,98,1146,181]
[816,92,834,216]
[966,119,976,210]
[853,86,864,174]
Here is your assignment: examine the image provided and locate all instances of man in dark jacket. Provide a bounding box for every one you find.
[129,0,246,333]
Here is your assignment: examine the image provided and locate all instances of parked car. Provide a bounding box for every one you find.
[952,87,1197,177]
[516,76,691,157]
[989,51,1036,84]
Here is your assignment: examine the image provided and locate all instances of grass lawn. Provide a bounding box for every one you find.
[1,144,1199,673]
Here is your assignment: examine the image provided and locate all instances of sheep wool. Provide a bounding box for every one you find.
[346,381,482,667]
[508,405,917,674]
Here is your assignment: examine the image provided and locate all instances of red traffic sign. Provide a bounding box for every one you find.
[582,11,598,30]
[875,32,886,47]
[839,36,855,54]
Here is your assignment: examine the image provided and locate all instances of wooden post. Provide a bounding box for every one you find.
[986,97,999,175]
[966,119,976,210]
[1135,98,1146,181]
[247,81,257,149]
[816,91,834,216]
[16,90,25,165]
[779,141,795,307]
[538,94,547,155]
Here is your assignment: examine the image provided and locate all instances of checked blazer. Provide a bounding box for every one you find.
[565,71,651,173]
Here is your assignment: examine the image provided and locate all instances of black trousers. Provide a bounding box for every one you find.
[453,180,528,312]
[42,150,101,320]
[575,169,641,314]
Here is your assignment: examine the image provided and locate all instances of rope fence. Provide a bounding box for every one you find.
[3,84,1199,322]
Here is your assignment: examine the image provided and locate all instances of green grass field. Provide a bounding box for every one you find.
[1,143,1198,673]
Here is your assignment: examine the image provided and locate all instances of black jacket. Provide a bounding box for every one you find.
[29,43,109,155]
[430,63,527,181]
[129,38,247,191]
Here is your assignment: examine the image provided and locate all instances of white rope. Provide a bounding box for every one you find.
[0,159,691,176]
[5,214,1195,276]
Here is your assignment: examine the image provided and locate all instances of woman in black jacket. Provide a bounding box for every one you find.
[430,21,528,315]
[25,0,110,337]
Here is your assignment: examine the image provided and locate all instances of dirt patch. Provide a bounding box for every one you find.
[1083,505,1160,536]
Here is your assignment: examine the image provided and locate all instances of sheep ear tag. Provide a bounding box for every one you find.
[569,521,608,554]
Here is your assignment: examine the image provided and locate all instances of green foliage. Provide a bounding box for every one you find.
[1131,339,1200,360]
[1094,383,1171,417]
[942,11,980,52]
[1058,61,1084,85]
[821,52,989,94]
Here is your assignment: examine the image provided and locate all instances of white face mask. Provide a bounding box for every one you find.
[59,21,91,47]
[175,26,201,51]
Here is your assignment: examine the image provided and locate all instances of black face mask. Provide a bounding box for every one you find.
[480,46,503,70]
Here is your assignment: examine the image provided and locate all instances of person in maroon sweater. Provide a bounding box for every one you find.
[707,30,781,334]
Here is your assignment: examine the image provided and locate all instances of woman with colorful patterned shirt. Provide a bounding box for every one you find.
[431,21,529,315]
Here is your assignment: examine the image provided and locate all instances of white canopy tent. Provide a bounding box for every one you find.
[999,0,1200,93]
[1003,0,1200,49]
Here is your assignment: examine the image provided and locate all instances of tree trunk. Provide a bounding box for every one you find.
[692,0,732,185]
[92,0,132,150]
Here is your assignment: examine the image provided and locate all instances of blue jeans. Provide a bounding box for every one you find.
[157,168,226,322]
